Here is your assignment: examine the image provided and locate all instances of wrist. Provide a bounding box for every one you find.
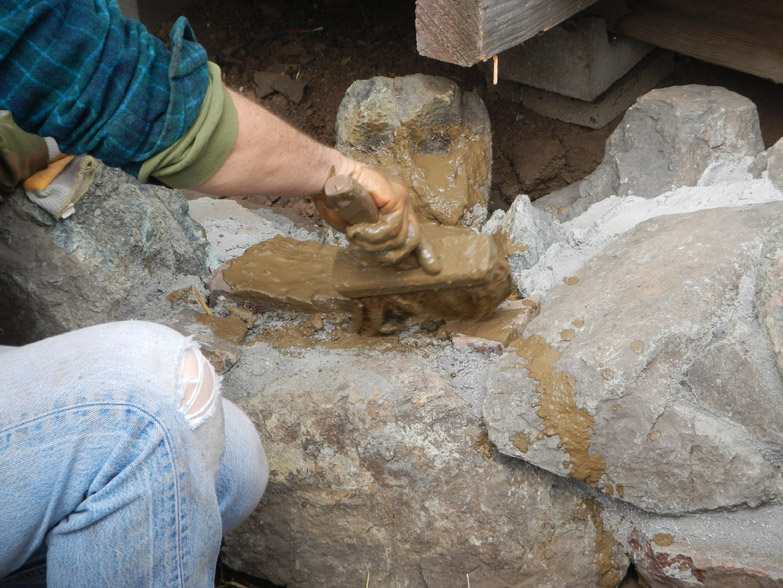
[322,150,361,187]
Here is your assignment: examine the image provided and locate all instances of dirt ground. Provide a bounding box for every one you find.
[166,0,783,235]
[161,1,783,586]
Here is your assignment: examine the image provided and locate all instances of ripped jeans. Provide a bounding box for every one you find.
[0,321,268,587]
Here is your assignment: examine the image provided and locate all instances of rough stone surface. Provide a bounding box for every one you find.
[498,15,653,102]
[484,203,783,514]
[220,343,628,588]
[0,163,210,344]
[187,196,316,268]
[482,195,565,296]
[537,85,766,221]
[766,137,783,193]
[603,499,783,587]
[335,74,491,230]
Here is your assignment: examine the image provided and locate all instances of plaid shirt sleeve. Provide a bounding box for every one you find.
[0,1,210,176]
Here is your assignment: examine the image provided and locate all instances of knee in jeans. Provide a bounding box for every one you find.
[179,344,220,429]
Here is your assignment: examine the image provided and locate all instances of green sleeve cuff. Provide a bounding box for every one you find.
[138,62,238,189]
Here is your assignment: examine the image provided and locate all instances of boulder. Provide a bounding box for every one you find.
[0,163,210,344]
[605,500,783,587]
[765,137,783,193]
[482,195,565,296]
[220,343,628,588]
[187,196,317,267]
[536,85,765,222]
[484,203,783,514]
[335,74,492,230]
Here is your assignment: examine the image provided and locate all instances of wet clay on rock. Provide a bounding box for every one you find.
[514,334,608,488]
[334,224,513,332]
[210,224,513,334]
[212,236,355,314]
[370,122,491,227]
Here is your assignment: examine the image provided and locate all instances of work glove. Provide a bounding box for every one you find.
[314,166,441,274]
[23,154,97,220]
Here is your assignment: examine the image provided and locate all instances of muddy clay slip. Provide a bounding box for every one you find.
[209,176,513,333]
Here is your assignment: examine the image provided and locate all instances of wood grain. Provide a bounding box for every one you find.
[416,0,599,66]
[591,0,783,82]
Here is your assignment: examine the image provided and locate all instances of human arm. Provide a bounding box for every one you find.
[0,2,430,264]
[195,89,432,267]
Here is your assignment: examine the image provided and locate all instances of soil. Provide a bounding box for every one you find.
[159,1,783,586]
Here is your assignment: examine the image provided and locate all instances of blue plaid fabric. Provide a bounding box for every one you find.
[0,1,209,176]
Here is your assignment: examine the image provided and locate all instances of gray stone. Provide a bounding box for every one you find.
[220,343,628,588]
[518,50,674,130]
[766,138,783,192]
[537,85,766,222]
[531,181,584,220]
[335,74,492,230]
[187,196,317,267]
[482,195,565,296]
[585,85,763,199]
[0,163,210,344]
[483,203,783,514]
[603,499,783,587]
[499,15,653,102]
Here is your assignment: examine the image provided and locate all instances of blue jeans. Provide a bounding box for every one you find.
[0,321,268,587]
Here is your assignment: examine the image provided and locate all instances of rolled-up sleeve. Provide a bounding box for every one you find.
[0,0,210,176]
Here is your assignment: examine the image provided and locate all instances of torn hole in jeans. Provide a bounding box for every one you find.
[179,345,220,428]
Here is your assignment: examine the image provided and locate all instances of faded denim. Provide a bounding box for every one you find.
[0,321,268,587]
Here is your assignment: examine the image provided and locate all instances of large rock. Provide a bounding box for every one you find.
[0,163,210,344]
[482,196,565,296]
[605,499,783,587]
[335,74,492,230]
[764,137,783,193]
[187,197,316,267]
[535,85,765,221]
[484,203,783,514]
[220,343,628,588]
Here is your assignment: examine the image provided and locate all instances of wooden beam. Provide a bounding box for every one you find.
[416,0,600,67]
[590,0,783,83]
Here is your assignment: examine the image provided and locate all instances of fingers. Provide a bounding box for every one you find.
[346,206,409,248]
[349,167,403,213]
[414,235,442,275]
[372,222,422,264]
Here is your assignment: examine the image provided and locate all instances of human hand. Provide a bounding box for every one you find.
[315,167,441,275]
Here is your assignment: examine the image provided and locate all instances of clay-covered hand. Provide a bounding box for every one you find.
[315,166,441,274]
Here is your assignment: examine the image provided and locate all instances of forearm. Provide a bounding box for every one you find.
[195,89,358,198]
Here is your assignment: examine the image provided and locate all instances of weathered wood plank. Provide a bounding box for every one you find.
[416,0,599,67]
[591,0,783,83]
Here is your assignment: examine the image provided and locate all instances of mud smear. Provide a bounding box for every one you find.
[580,500,624,588]
[195,313,250,345]
[513,334,607,487]
[491,230,529,262]
[215,235,352,313]
[653,533,675,547]
[444,300,537,346]
[247,313,443,354]
[214,223,512,333]
[365,120,490,227]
